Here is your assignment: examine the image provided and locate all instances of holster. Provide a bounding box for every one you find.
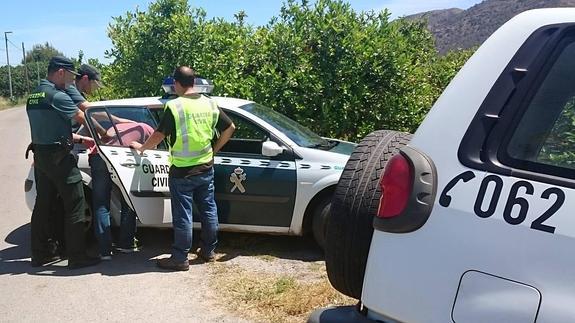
[25,143,34,159]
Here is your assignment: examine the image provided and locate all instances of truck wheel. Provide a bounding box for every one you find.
[312,197,331,250]
[325,130,411,299]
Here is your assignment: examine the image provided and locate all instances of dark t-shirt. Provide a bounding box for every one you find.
[156,99,233,178]
[65,84,87,105]
[65,84,86,132]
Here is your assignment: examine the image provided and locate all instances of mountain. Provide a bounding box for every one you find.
[406,0,575,54]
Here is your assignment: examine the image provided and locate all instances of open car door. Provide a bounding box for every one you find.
[85,105,173,225]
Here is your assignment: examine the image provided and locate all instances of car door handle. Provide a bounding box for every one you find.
[120,160,139,167]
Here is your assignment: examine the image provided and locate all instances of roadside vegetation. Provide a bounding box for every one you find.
[0,97,26,110]
[208,233,354,322]
[1,0,473,140]
[211,263,352,323]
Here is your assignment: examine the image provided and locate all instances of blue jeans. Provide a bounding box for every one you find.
[169,168,218,262]
[89,154,137,256]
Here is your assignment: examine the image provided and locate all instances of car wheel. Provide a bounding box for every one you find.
[325,130,411,299]
[83,187,95,240]
[312,197,331,250]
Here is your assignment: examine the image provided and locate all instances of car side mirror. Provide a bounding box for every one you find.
[262,141,285,157]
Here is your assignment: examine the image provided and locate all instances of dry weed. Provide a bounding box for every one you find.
[210,263,354,323]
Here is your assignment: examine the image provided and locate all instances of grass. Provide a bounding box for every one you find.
[211,263,355,323]
[0,97,26,110]
[255,254,277,262]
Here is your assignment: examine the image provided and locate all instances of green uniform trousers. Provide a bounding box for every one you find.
[31,145,86,261]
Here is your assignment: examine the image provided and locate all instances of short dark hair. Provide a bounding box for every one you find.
[173,66,195,87]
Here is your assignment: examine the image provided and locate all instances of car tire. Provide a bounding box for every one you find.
[83,187,95,241]
[312,197,331,250]
[325,130,412,299]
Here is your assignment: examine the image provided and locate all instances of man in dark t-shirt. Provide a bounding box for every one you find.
[131,66,235,271]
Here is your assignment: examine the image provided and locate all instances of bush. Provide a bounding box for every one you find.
[105,0,471,139]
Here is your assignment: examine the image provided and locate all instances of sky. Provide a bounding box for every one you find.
[0,0,482,66]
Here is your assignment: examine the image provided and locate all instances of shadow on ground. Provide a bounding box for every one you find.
[0,224,323,276]
[216,231,323,263]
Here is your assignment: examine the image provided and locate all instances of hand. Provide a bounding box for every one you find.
[81,136,95,143]
[129,141,143,154]
[82,136,95,146]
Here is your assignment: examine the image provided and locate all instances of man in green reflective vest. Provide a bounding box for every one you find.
[131,66,235,271]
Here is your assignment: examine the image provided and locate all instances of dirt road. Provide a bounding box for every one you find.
[0,107,249,322]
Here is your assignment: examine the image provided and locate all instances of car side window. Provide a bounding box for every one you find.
[86,106,168,150]
[503,40,575,177]
[219,112,268,155]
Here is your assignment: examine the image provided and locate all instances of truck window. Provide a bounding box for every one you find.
[503,39,575,178]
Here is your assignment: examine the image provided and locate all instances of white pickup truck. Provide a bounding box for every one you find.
[311,8,575,323]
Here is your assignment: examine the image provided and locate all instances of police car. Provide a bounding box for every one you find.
[312,8,575,323]
[24,78,355,248]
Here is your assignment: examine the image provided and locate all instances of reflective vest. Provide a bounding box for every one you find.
[166,96,219,167]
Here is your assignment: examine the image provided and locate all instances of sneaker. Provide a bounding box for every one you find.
[156,257,189,271]
[197,252,216,263]
[115,246,140,253]
[68,256,101,269]
[31,254,60,267]
[115,240,141,253]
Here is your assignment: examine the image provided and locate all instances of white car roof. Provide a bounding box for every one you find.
[89,96,255,112]
[86,95,300,148]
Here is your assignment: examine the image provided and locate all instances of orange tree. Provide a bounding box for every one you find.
[104,0,470,140]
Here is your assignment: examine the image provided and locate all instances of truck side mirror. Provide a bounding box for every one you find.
[262,141,285,157]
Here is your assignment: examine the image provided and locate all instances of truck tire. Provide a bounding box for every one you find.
[325,130,411,299]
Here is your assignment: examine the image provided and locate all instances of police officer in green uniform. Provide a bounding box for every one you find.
[26,56,100,269]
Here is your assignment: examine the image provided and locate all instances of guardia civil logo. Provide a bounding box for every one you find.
[230,167,246,193]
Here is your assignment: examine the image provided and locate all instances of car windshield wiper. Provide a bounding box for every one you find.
[307,141,337,149]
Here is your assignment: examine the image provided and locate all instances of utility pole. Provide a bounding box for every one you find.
[22,42,30,93]
[4,31,13,100]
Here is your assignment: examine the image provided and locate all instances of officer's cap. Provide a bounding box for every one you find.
[48,56,80,75]
[78,64,104,87]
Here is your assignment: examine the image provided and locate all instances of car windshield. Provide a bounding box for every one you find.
[239,103,329,148]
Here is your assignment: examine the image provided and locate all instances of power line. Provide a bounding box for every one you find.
[5,47,23,62]
[4,31,14,99]
[7,39,19,50]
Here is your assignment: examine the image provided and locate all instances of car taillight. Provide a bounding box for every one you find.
[377,153,413,218]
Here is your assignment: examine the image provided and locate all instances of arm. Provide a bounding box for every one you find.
[72,133,92,143]
[70,96,109,138]
[73,109,86,125]
[111,116,136,124]
[91,111,135,124]
[129,131,165,155]
[73,109,106,138]
[77,101,90,112]
[212,123,236,154]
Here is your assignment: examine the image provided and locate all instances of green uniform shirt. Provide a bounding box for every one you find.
[26,79,79,145]
[65,84,86,131]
